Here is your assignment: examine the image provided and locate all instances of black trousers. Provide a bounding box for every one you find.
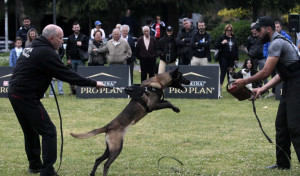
[179,53,190,65]
[275,76,300,167]
[128,61,134,84]
[219,56,235,85]
[8,91,57,176]
[139,58,156,82]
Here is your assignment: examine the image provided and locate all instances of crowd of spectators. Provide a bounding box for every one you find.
[9,12,300,97]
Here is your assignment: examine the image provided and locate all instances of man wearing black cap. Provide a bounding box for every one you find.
[190,21,211,65]
[235,16,300,170]
[157,25,177,73]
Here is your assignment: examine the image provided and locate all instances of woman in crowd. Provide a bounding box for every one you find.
[87,30,107,66]
[236,58,262,89]
[25,28,38,47]
[214,24,239,89]
[157,26,177,73]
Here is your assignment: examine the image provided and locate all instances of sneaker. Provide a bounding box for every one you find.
[28,168,41,174]
[264,92,275,98]
[49,94,54,98]
[59,92,64,96]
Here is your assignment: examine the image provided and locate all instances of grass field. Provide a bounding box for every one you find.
[0,53,299,176]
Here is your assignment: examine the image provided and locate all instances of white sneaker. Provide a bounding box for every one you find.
[264,92,275,98]
[49,94,54,98]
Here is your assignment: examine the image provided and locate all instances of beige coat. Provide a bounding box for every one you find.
[106,39,132,65]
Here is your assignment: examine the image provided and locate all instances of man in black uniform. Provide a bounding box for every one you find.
[236,16,300,170]
[8,24,104,176]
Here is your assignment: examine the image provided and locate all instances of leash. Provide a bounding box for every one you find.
[49,83,63,174]
[251,100,273,143]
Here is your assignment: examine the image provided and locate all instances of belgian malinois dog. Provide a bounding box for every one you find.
[71,67,190,176]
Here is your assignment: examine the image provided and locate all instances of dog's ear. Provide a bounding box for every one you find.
[170,67,179,78]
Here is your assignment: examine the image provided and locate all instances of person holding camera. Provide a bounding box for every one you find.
[157,26,177,73]
[190,20,211,66]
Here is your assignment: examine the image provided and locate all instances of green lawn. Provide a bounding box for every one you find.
[0,52,298,176]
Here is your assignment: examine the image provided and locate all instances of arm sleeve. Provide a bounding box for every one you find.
[41,51,97,87]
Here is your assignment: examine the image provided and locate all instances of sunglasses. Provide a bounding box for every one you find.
[226,30,232,32]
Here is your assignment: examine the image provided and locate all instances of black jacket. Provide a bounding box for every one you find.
[8,36,96,99]
[176,26,197,55]
[66,33,89,60]
[247,35,264,60]
[214,34,239,61]
[126,36,136,65]
[16,26,34,48]
[157,36,178,63]
[190,31,211,61]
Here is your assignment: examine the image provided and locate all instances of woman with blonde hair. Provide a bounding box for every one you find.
[214,24,239,89]
[25,28,38,47]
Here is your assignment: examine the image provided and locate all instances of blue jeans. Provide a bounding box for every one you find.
[71,59,85,72]
[49,80,64,95]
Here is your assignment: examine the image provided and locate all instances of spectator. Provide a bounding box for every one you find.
[25,28,38,47]
[8,24,104,176]
[146,19,155,37]
[16,16,34,48]
[90,20,106,40]
[265,20,293,98]
[190,20,211,66]
[9,37,23,67]
[49,44,65,97]
[66,22,89,94]
[120,25,136,84]
[136,26,157,82]
[214,24,239,89]
[151,15,166,41]
[176,18,197,65]
[247,22,268,86]
[106,28,132,66]
[108,24,121,40]
[120,9,139,36]
[234,59,262,89]
[157,26,177,73]
[87,30,107,66]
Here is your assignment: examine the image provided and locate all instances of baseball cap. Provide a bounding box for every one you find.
[250,16,275,30]
[166,26,173,31]
[95,21,101,26]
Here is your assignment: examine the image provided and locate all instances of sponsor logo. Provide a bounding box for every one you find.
[0,73,12,79]
[87,72,122,79]
[3,81,9,86]
[183,72,212,79]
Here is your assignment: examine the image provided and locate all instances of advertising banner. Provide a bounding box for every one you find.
[0,67,14,97]
[165,65,220,99]
[76,66,130,98]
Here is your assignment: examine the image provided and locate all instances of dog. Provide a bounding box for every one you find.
[240,68,252,90]
[228,67,238,85]
[70,67,190,176]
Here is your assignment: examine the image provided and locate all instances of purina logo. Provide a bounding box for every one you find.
[87,72,122,79]
[0,73,12,79]
[183,72,212,79]
[3,81,9,86]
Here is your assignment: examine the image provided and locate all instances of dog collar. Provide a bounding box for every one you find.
[155,75,165,89]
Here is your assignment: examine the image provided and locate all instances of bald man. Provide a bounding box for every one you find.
[8,24,104,176]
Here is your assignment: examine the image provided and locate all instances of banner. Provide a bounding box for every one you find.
[0,67,13,98]
[165,65,220,99]
[76,66,130,98]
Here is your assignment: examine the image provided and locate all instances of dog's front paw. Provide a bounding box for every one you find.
[172,107,180,113]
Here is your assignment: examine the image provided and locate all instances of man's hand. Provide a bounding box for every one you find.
[77,41,82,46]
[96,81,105,89]
[234,79,248,89]
[251,87,263,100]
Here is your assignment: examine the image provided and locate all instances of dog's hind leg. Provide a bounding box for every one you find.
[103,132,124,176]
[90,146,109,176]
[152,100,180,113]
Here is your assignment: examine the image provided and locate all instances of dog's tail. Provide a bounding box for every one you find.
[70,127,106,139]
